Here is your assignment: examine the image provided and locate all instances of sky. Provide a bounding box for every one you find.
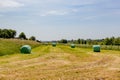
[0,0,120,41]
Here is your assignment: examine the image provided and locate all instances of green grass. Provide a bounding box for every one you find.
[19,45,51,60]
[0,39,40,56]
[0,42,119,80]
[0,45,51,65]
[58,45,92,58]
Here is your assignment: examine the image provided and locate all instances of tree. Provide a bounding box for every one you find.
[0,29,2,38]
[9,29,16,38]
[110,37,115,45]
[77,38,81,44]
[81,39,86,44]
[60,39,68,43]
[86,39,92,45]
[115,37,120,45]
[19,32,26,39]
[104,37,115,45]
[0,29,16,38]
[84,40,87,44]
[104,38,110,45]
[29,36,36,41]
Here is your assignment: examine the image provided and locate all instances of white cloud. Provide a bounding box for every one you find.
[0,0,24,8]
[39,8,80,16]
[69,0,97,5]
[40,10,68,16]
[82,16,97,20]
[71,9,79,12]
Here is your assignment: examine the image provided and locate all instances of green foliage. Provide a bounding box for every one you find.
[19,32,27,39]
[114,37,120,45]
[0,29,16,38]
[29,36,36,41]
[104,37,120,45]
[60,39,68,43]
[77,38,81,44]
[68,37,120,46]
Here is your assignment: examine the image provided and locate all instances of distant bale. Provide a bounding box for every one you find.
[71,44,75,48]
[52,43,56,47]
[93,45,100,52]
[20,45,31,54]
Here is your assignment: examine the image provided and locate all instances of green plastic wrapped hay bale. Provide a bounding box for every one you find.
[52,43,56,47]
[93,45,100,52]
[71,44,75,48]
[20,45,31,54]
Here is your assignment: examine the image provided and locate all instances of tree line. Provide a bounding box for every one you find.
[59,37,120,46]
[0,29,119,45]
[0,29,16,38]
[0,29,36,41]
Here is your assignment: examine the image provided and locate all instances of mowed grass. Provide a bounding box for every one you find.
[0,44,119,80]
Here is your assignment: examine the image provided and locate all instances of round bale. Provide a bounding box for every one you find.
[93,45,100,52]
[71,44,75,48]
[52,43,56,47]
[20,45,31,54]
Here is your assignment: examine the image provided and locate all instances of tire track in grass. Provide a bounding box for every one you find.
[0,45,73,72]
[0,45,50,65]
[0,45,51,71]
[57,45,119,71]
[0,45,120,80]
[88,50,120,71]
[0,45,72,71]
[0,45,93,71]
[58,45,98,62]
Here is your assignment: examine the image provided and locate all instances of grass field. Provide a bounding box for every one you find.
[0,42,120,80]
[0,39,40,56]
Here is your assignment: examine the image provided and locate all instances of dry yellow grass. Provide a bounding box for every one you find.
[0,45,119,80]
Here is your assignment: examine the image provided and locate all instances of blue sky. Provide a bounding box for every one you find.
[0,0,120,41]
